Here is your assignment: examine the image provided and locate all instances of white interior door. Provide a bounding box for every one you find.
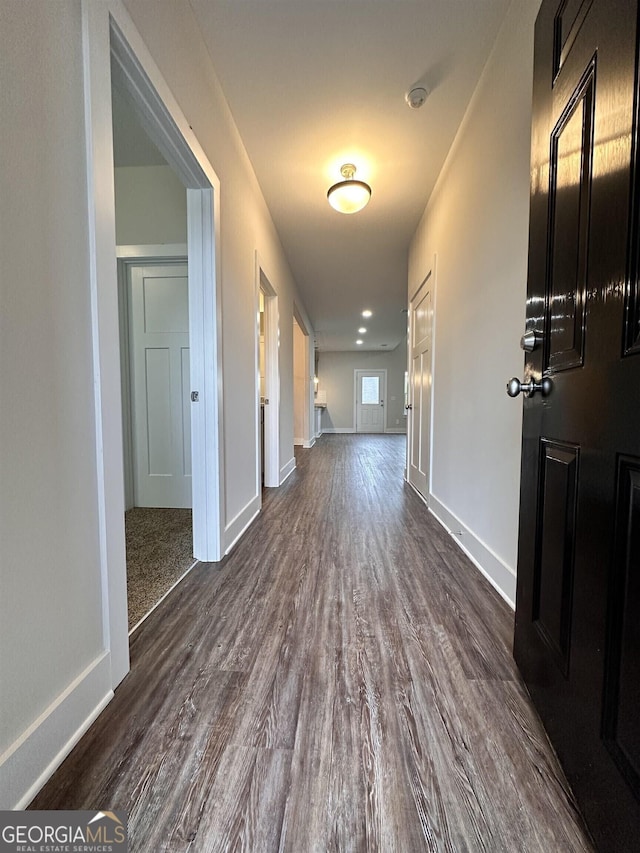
[355,370,386,433]
[408,276,433,498]
[129,263,192,508]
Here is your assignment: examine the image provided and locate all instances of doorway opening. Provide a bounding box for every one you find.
[355,369,387,433]
[111,66,197,631]
[118,253,195,628]
[293,311,311,448]
[256,259,280,489]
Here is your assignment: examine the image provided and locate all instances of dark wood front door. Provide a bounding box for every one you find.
[513,0,640,848]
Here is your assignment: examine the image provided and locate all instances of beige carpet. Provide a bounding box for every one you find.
[125,507,194,630]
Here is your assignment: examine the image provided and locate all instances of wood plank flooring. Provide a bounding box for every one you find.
[30,435,594,852]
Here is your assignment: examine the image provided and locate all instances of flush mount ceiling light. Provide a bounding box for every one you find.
[327,164,371,214]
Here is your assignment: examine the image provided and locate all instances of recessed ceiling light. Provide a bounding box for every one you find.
[356,339,364,345]
[358,327,367,334]
[362,309,372,318]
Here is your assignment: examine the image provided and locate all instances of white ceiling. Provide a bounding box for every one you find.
[118,1,512,351]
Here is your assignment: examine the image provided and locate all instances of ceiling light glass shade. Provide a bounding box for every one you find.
[327,164,371,214]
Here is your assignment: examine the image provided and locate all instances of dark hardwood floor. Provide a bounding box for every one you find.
[30,435,593,852]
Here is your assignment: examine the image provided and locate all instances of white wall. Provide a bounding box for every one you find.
[318,342,407,433]
[408,0,541,605]
[0,2,112,808]
[0,0,313,808]
[114,165,187,245]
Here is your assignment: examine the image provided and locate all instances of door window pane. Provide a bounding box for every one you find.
[361,376,380,404]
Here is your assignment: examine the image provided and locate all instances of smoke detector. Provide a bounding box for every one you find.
[405,86,429,109]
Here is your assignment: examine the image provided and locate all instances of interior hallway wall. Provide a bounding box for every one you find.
[114,165,187,245]
[0,2,108,808]
[408,0,542,604]
[318,341,407,433]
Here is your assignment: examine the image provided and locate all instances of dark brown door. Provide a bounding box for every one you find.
[513,0,640,848]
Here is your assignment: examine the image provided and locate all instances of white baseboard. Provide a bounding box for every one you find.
[303,438,315,449]
[321,428,355,434]
[0,651,113,809]
[385,428,407,434]
[428,493,516,608]
[280,456,296,484]
[224,493,261,555]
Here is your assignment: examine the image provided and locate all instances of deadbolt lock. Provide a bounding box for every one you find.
[520,329,543,353]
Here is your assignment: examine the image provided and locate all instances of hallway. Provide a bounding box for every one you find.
[30,436,592,851]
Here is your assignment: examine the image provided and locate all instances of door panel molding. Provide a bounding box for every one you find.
[603,456,640,800]
[545,59,595,373]
[533,438,579,676]
[624,29,640,356]
[553,0,594,80]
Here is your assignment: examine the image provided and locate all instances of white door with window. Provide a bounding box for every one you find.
[355,370,386,433]
[408,274,433,498]
[129,263,192,508]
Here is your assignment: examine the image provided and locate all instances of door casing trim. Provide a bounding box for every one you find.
[82,1,223,691]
